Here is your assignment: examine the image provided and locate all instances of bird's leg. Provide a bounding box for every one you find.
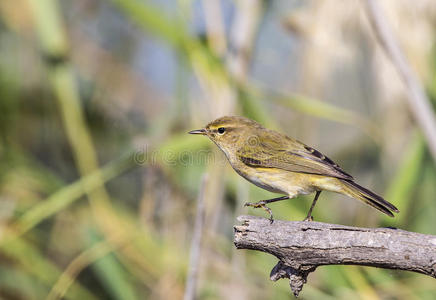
[244,196,289,224]
[304,191,321,221]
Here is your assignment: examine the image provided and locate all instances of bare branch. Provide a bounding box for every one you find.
[234,215,436,297]
[362,0,436,162]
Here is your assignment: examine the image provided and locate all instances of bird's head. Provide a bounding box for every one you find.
[189,116,263,154]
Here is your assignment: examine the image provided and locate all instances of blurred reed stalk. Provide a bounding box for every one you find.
[26,0,169,297]
[184,174,207,300]
[27,0,114,229]
[363,0,436,162]
[46,234,132,300]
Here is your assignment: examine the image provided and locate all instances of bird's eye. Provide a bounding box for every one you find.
[217,127,226,135]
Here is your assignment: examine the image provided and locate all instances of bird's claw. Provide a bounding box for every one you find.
[244,201,274,224]
[303,215,313,222]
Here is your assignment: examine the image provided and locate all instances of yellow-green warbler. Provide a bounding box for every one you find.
[189,116,399,223]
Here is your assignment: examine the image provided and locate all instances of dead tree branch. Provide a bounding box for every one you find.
[234,215,436,297]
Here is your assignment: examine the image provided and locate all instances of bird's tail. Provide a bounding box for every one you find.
[340,180,399,217]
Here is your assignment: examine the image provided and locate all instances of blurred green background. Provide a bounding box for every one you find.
[1,0,436,299]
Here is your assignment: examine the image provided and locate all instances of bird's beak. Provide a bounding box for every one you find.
[188,128,207,135]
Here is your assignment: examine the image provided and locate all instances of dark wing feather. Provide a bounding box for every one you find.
[237,131,353,180]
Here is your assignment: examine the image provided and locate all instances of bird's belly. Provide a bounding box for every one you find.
[236,167,316,197]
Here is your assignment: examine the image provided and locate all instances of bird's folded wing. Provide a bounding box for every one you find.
[237,136,353,180]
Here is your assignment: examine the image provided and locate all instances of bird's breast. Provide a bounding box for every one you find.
[232,164,316,197]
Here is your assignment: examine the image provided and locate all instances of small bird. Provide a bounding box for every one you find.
[189,116,399,223]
